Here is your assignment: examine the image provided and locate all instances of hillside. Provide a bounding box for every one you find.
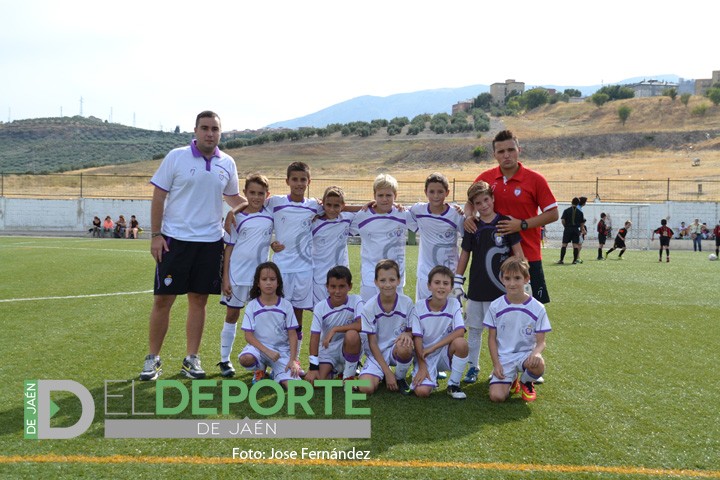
[2,96,720,184]
[0,116,193,174]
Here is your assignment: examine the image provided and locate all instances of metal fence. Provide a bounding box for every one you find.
[1,173,719,203]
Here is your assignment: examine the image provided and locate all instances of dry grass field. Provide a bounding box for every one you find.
[72,96,720,187]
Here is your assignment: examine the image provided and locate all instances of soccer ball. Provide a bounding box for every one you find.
[709,254,718,261]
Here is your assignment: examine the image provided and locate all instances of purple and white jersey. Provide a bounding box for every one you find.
[350,207,417,288]
[410,202,463,288]
[225,208,274,286]
[483,295,552,357]
[266,195,320,273]
[242,297,298,354]
[150,140,239,242]
[311,212,355,284]
[361,293,415,353]
[311,294,364,350]
[411,297,465,350]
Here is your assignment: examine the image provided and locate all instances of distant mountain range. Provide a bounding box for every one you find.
[266,74,682,130]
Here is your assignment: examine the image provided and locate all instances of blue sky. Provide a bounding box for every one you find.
[1,0,716,132]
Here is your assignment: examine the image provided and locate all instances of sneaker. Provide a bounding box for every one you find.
[181,355,206,379]
[510,377,520,395]
[556,260,564,265]
[535,376,545,384]
[355,361,363,376]
[252,369,266,384]
[604,252,609,259]
[436,371,448,380]
[666,257,670,263]
[520,381,537,402]
[597,256,604,261]
[463,366,479,384]
[396,378,412,395]
[618,256,624,260]
[217,361,235,378]
[659,258,662,262]
[140,354,162,381]
[447,383,467,399]
[576,259,583,264]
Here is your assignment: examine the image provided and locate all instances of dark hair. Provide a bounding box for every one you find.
[492,130,519,152]
[286,161,310,179]
[195,110,220,128]
[661,219,667,225]
[326,265,352,286]
[374,259,400,280]
[250,262,284,299]
[424,172,449,192]
[571,197,580,206]
[579,196,587,206]
[427,265,453,285]
[600,212,606,219]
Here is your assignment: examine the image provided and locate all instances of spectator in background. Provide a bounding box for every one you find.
[677,221,688,239]
[114,215,127,238]
[102,216,114,237]
[713,221,720,258]
[91,216,102,237]
[688,218,703,252]
[126,215,140,239]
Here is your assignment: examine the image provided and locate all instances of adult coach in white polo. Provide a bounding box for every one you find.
[140,111,245,381]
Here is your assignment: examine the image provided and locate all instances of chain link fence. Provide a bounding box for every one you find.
[1,173,719,203]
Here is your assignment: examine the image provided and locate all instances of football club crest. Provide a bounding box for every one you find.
[164,276,173,286]
[514,187,522,197]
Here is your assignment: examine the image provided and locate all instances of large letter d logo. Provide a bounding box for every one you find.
[26,380,95,439]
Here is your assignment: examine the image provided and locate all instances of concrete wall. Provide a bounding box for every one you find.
[1,198,718,250]
[0,198,152,234]
[545,201,720,250]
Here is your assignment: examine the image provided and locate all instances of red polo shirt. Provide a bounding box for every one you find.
[475,162,557,261]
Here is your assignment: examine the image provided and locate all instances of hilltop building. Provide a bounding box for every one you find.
[695,70,720,96]
[626,79,678,98]
[451,100,474,115]
[490,79,525,105]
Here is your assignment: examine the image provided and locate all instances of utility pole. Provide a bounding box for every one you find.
[79,96,84,116]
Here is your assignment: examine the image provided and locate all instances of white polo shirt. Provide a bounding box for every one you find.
[150,140,239,242]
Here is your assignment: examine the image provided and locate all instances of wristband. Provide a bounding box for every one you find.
[454,274,466,285]
[151,232,163,238]
[309,355,319,366]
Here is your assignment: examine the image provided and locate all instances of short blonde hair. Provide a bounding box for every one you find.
[373,174,398,195]
[467,181,493,203]
[245,173,269,191]
[500,256,530,279]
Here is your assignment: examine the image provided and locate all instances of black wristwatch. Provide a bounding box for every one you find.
[520,219,529,231]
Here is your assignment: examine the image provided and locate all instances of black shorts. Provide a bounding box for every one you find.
[562,228,581,245]
[598,233,607,245]
[716,237,720,247]
[154,237,223,295]
[529,260,550,304]
[659,237,670,247]
[613,240,626,249]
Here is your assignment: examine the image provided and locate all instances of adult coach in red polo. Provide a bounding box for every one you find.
[140,111,245,381]
[465,130,558,303]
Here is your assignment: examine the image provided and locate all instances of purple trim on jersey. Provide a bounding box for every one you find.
[323,307,356,321]
[427,204,450,216]
[419,311,453,321]
[241,327,255,332]
[536,328,552,333]
[358,215,406,229]
[372,294,407,323]
[255,308,287,317]
[190,139,220,160]
[234,211,273,234]
[496,306,539,322]
[311,328,322,334]
[273,203,318,214]
[414,213,459,229]
[413,333,424,338]
[312,218,352,236]
[149,181,168,192]
[361,330,376,335]
[215,163,233,178]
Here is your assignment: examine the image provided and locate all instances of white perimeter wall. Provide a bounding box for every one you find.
[0,198,718,249]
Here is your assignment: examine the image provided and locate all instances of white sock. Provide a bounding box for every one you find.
[521,369,541,384]
[467,326,483,369]
[220,322,237,363]
[449,354,469,386]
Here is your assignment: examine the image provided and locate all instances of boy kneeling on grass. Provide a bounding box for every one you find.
[411,265,469,399]
[485,257,551,403]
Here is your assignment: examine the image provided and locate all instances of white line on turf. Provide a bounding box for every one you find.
[0,290,153,303]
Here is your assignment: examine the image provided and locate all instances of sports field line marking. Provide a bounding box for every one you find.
[0,244,147,254]
[1,454,718,477]
[0,290,153,303]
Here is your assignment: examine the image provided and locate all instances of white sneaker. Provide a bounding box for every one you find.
[447,383,466,399]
